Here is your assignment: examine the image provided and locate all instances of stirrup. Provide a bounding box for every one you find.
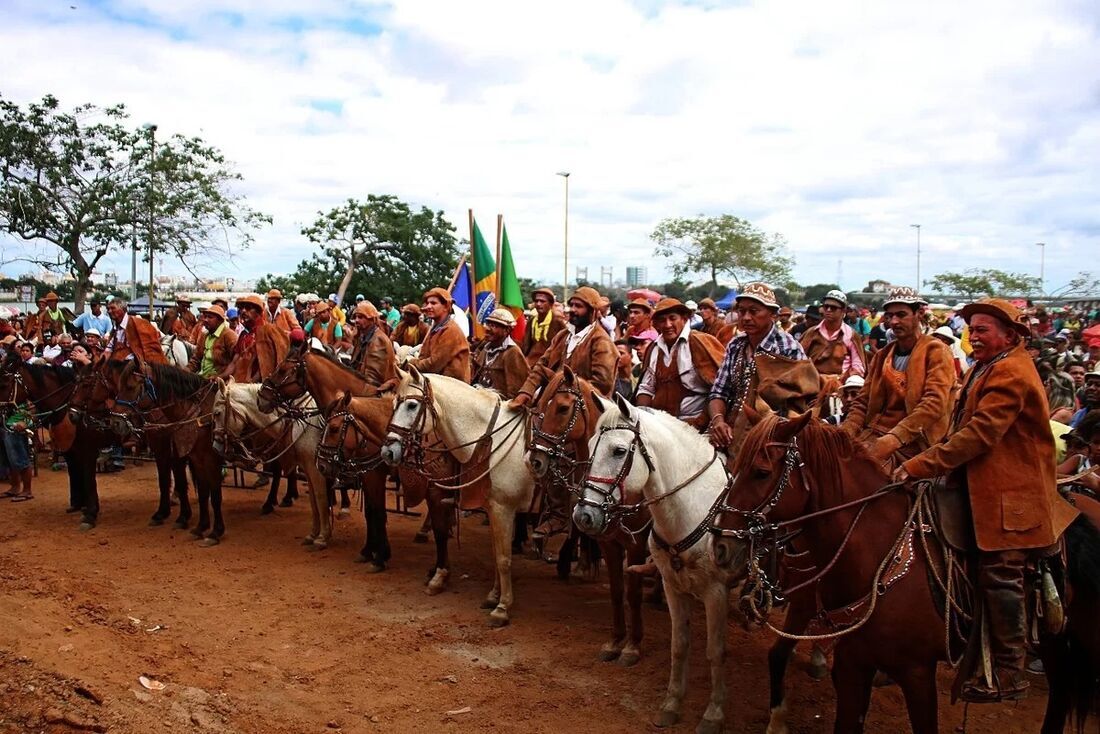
[960,672,1029,703]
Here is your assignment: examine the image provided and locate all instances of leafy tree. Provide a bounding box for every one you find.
[799,283,841,304]
[0,94,269,311]
[259,195,462,307]
[924,269,1041,299]
[1049,271,1100,299]
[651,214,793,296]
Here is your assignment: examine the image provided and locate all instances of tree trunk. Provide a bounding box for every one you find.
[335,246,358,306]
[73,270,91,313]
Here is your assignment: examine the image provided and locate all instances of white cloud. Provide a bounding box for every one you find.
[2,0,1099,296]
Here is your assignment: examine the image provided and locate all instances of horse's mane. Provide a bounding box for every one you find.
[735,413,878,498]
[20,361,77,388]
[142,361,210,401]
[307,345,369,385]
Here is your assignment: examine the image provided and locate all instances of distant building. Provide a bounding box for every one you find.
[866,279,892,294]
[626,266,648,288]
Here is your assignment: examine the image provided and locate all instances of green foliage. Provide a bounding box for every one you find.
[258,195,462,307]
[651,214,794,295]
[800,283,841,304]
[0,94,270,309]
[1049,271,1100,299]
[924,269,1041,299]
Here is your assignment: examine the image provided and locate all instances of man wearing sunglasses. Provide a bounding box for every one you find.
[800,289,866,381]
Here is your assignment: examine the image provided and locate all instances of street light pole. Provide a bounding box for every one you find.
[910,224,921,293]
[556,172,570,302]
[1036,242,1046,297]
[143,123,157,315]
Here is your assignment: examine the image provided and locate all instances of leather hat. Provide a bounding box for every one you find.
[960,298,1031,338]
[485,308,516,328]
[627,298,653,313]
[652,297,692,320]
[423,287,453,307]
[698,297,718,310]
[353,301,379,318]
[235,294,265,310]
[402,303,422,315]
[266,289,282,299]
[200,304,227,321]
[736,282,780,310]
[531,287,556,302]
[176,295,192,304]
[568,286,602,313]
[45,291,59,301]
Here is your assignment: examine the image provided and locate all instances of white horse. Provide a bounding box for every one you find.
[381,367,535,627]
[580,395,739,734]
[211,380,333,549]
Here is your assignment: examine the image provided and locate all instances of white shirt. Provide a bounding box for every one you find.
[565,322,595,359]
[111,313,130,349]
[636,324,711,419]
[599,313,617,335]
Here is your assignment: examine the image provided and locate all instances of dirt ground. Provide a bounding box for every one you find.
[0,462,1054,733]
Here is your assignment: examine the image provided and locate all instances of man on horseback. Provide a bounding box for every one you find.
[161,296,197,341]
[187,304,237,378]
[263,289,300,333]
[841,286,956,469]
[223,294,284,383]
[707,283,812,453]
[522,287,566,366]
[510,285,617,539]
[405,288,470,381]
[636,298,725,430]
[895,298,1079,702]
[349,300,397,385]
[471,308,528,400]
[391,304,426,348]
[104,297,167,365]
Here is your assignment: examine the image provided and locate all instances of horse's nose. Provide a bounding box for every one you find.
[528,450,549,479]
[572,505,606,536]
[381,437,403,466]
[712,536,747,570]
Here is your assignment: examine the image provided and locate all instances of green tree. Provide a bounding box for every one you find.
[0,94,270,310]
[259,195,462,307]
[1049,271,1100,299]
[924,269,1041,299]
[651,214,793,296]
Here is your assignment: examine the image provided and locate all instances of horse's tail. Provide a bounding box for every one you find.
[1064,514,1100,731]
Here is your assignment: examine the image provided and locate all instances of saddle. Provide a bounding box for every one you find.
[928,474,975,553]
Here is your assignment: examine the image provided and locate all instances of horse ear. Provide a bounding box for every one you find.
[591,393,611,416]
[614,392,637,423]
[408,364,423,385]
[563,365,575,385]
[742,401,762,426]
[337,391,352,408]
[775,410,813,441]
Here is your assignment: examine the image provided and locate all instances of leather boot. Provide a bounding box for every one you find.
[962,550,1030,703]
[532,481,569,540]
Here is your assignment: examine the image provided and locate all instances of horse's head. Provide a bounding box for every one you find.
[258,337,308,412]
[316,392,384,479]
[709,408,816,569]
[381,366,431,466]
[574,394,655,536]
[528,366,606,479]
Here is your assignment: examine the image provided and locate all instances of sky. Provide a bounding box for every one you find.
[2,0,1099,295]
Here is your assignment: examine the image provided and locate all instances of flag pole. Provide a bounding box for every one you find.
[447,254,466,292]
[495,214,503,300]
[468,209,476,283]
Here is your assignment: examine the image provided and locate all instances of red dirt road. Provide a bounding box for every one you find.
[0,463,1051,733]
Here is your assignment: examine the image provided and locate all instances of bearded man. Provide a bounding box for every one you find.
[841,286,955,469]
[635,298,725,429]
[698,297,735,344]
[895,298,1078,702]
[187,304,237,378]
[349,300,397,385]
[522,287,566,366]
[405,288,470,381]
[800,289,865,379]
[471,309,529,399]
[392,304,426,348]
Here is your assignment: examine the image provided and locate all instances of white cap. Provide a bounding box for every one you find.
[842,374,864,390]
[684,300,698,310]
[84,328,102,337]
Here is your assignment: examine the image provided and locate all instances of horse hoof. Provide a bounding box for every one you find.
[78,522,94,532]
[190,529,205,539]
[488,607,510,628]
[148,517,165,527]
[279,498,294,508]
[695,719,724,734]
[311,540,328,551]
[617,649,641,668]
[173,519,189,530]
[301,536,316,546]
[365,562,386,574]
[200,537,220,548]
[425,569,449,595]
[353,553,368,563]
[261,504,275,515]
[654,710,680,728]
[413,532,429,544]
[480,597,499,610]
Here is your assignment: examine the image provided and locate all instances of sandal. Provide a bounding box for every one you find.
[11,495,34,503]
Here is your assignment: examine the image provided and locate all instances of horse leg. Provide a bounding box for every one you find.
[282,465,299,503]
[191,460,211,539]
[655,587,691,728]
[891,663,938,734]
[1038,636,1072,734]
[597,540,627,662]
[357,471,389,569]
[173,459,192,529]
[64,448,83,513]
[831,647,875,734]
[484,500,517,628]
[425,493,451,595]
[201,458,226,546]
[150,448,172,525]
[695,583,730,734]
[765,588,818,734]
[621,541,646,667]
[556,527,579,581]
[262,461,280,514]
[338,486,351,518]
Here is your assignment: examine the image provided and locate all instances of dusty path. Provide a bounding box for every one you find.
[0,463,1050,733]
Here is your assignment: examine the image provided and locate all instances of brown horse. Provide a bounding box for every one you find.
[259,340,390,565]
[711,411,1100,734]
[528,367,651,666]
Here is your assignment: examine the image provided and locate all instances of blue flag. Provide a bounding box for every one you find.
[449,255,473,320]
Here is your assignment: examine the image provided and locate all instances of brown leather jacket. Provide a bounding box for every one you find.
[350,325,397,386]
[162,308,198,341]
[407,317,470,382]
[108,314,167,365]
[263,306,300,334]
[392,320,426,348]
[188,324,238,376]
[903,343,1078,551]
[519,323,617,398]
[471,340,530,399]
[521,313,567,366]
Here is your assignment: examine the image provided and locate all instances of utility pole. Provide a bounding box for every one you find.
[556,172,570,302]
[144,123,158,314]
[1036,242,1046,296]
[910,224,921,293]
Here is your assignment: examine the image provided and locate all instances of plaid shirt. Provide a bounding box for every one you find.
[709,324,808,404]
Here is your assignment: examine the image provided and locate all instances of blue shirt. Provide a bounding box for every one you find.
[72,310,112,336]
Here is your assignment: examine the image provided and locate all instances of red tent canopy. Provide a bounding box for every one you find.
[627,288,661,303]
